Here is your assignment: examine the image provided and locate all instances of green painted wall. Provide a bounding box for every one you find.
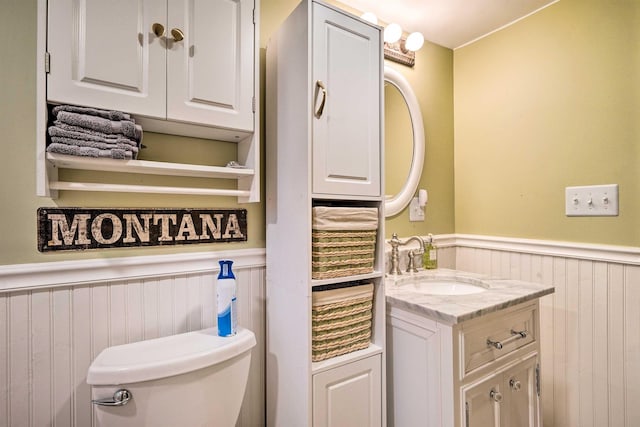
[454,0,640,246]
[383,46,455,239]
[14,0,632,264]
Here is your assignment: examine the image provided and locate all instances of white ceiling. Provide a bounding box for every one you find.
[339,0,558,49]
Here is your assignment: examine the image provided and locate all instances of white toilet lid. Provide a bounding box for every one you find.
[87,327,256,385]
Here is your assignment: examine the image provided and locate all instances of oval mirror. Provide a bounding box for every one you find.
[384,66,425,217]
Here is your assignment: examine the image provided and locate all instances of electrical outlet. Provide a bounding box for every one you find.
[565,184,619,216]
[409,197,425,221]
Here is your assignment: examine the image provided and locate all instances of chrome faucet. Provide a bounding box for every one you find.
[388,233,425,275]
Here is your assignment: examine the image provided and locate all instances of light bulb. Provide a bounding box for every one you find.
[384,23,402,44]
[361,12,378,25]
[405,32,424,52]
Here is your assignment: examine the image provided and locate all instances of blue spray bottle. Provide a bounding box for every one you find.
[216,260,237,336]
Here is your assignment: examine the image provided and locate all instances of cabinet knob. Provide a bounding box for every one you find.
[489,389,503,403]
[152,23,165,38]
[510,379,522,391]
[171,28,185,42]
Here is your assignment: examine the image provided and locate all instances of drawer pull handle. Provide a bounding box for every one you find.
[489,389,503,403]
[314,80,327,118]
[487,329,528,350]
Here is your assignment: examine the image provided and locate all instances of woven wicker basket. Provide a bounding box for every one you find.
[312,283,373,362]
[311,207,378,280]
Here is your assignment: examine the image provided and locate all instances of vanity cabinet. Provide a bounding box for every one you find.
[387,300,541,427]
[266,1,384,425]
[37,0,260,200]
[47,0,255,134]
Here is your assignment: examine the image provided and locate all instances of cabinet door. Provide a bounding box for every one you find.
[463,354,540,427]
[47,0,166,117]
[504,356,540,427]
[462,375,503,427]
[387,311,445,427]
[167,0,254,132]
[313,355,382,427]
[312,4,381,197]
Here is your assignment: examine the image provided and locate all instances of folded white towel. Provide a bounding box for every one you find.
[312,283,374,306]
[312,207,379,231]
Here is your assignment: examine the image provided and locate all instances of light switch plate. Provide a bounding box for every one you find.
[409,197,425,221]
[565,184,619,216]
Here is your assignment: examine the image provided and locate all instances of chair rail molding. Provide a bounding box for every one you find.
[453,234,640,265]
[0,248,266,292]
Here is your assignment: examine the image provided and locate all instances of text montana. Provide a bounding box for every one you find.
[37,208,247,252]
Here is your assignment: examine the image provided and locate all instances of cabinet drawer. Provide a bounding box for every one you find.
[460,304,537,375]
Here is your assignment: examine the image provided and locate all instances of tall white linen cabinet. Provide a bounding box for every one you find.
[266,1,385,425]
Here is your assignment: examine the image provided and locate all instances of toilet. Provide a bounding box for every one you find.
[87,327,256,427]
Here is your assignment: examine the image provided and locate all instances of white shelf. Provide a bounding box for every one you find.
[45,153,255,198]
[311,271,384,288]
[46,153,254,179]
[48,181,251,197]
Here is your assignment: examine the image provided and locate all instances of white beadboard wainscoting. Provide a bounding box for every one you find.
[4,236,640,427]
[0,249,266,427]
[449,234,640,427]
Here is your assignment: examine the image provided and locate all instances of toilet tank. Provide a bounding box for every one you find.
[87,327,256,427]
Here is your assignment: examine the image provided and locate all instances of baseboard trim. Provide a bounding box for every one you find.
[0,248,266,292]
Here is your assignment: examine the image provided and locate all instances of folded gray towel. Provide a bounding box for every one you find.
[53,121,120,140]
[49,125,139,148]
[56,111,142,141]
[52,105,132,122]
[50,136,139,157]
[47,143,132,160]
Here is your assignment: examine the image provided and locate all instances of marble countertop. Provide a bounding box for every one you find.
[385,268,555,325]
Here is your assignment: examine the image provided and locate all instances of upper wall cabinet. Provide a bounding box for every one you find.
[47,0,255,140]
[311,4,381,197]
[38,0,259,201]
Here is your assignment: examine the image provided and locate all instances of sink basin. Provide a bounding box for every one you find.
[408,280,488,295]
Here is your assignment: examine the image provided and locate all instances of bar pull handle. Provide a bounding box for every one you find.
[314,80,327,118]
[487,329,528,350]
[92,389,132,407]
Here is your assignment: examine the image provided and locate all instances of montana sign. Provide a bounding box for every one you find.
[37,208,247,252]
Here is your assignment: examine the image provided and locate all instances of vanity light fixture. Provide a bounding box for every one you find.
[360,11,378,25]
[361,12,424,68]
